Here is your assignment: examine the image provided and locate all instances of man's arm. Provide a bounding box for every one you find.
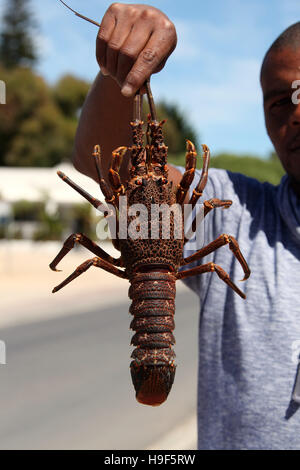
[72,72,134,183]
[72,3,182,187]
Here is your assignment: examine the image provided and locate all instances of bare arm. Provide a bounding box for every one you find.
[72,3,182,186]
[72,72,134,183]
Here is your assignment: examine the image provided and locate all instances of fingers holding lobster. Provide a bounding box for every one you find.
[96,3,177,96]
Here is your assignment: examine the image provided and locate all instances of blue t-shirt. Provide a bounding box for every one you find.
[177,167,300,450]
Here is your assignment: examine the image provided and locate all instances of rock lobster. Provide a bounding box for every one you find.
[51,0,251,406]
[49,78,250,406]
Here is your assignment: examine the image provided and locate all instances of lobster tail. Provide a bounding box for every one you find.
[130,364,176,406]
[129,271,176,406]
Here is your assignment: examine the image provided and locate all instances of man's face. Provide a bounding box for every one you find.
[261,47,300,183]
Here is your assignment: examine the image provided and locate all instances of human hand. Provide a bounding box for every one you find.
[96,3,177,97]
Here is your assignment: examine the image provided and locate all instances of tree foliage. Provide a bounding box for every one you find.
[209,152,285,185]
[168,151,285,186]
[0,66,90,166]
[0,63,201,167]
[52,75,90,119]
[0,0,38,68]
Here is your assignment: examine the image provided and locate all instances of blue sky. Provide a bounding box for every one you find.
[2,0,300,157]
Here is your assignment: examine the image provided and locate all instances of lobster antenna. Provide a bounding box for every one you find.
[92,145,103,187]
[133,91,143,123]
[145,79,158,123]
[58,0,101,27]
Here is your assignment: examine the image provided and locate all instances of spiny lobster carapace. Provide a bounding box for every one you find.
[49,80,250,406]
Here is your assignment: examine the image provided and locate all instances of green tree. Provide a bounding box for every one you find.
[209,152,285,185]
[0,0,38,68]
[0,59,197,167]
[167,150,285,186]
[53,74,90,118]
[0,66,90,166]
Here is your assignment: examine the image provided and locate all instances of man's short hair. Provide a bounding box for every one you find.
[261,22,300,80]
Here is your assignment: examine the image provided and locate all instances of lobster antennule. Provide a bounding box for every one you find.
[133,90,143,123]
[145,78,158,124]
[130,92,147,178]
[143,80,169,178]
[129,80,168,179]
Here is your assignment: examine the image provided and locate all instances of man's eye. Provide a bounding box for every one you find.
[271,97,290,108]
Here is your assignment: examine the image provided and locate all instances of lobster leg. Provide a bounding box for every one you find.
[92,145,118,209]
[203,198,232,217]
[52,256,127,293]
[108,146,127,201]
[106,145,126,245]
[92,145,123,250]
[184,198,233,244]
[176,262,246,299]
[188,144,210,208]
[181,233,250,281]
[49,233,123,272]
[176,140,197,205]
[56,169,119,250]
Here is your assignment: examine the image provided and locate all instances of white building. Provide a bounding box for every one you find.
[0,163,103,204]
[0,163,104,239]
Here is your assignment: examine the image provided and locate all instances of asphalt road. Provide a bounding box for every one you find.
[0,289,199,450]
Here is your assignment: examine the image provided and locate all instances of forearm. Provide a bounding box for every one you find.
[72,72,134,183]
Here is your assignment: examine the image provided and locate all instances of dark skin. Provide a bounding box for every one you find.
[261,47,300,197]
[73,3,300,200]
